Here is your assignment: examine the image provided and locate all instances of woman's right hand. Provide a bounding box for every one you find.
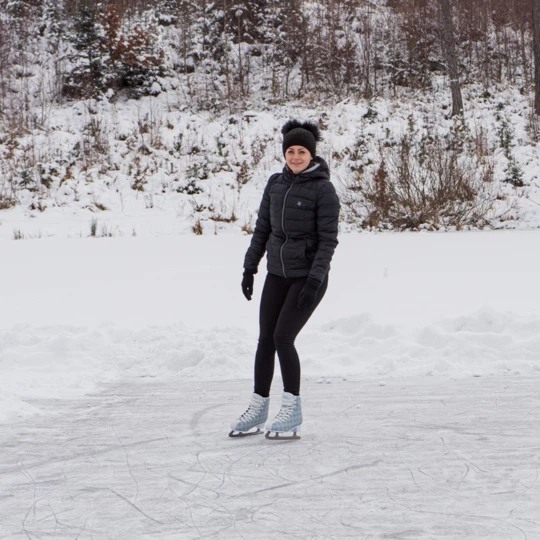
[241,271,255,301]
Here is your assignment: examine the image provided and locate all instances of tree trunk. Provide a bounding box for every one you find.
[438,0,464,117]
[533,0,540,115]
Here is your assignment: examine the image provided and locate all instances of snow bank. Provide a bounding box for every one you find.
[311,309,540,378]
[2,309,539,424]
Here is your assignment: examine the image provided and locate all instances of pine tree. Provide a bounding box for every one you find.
[264,0,305,98]
[226,0,269,45]
[173,0,199,74]
[62,1,165,100]
[99,2,165,98]
[156,0,182,26]
[63,1,105,99]
[40,0,66,53]
[534,0,540,115]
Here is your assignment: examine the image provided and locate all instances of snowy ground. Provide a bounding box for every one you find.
[1,377,539,539]
[1,230,540,537]
[2,230,540,422]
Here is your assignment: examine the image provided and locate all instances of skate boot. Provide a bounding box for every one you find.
[265,392,302,440]
[229,393,269,438]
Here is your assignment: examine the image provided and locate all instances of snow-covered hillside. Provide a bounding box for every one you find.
[2,84,540,241]
[2,1,540,235]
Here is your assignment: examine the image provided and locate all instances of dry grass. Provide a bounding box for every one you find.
[241,222,254,234]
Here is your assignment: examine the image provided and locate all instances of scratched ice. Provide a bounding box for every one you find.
[0,377,538,540]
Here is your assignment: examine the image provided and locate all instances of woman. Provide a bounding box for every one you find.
[229,119,340,440]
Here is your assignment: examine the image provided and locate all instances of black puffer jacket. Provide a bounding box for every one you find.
[244,157,340,283]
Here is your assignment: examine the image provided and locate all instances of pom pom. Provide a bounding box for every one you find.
[281,119,322,141]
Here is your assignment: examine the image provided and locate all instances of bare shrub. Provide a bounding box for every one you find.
[91,194,108,211]
[250,136,268,167]
[209,196,238,224]
[210,211,237,223]
[192,219,203,235]
[89,218,116,237]
[344,135,498,230]
[0,193,15,210]
[137,102,163,149]
[241,220,254,234]
[84,115,109,155]
[100,223,114,237]
[236,161,251,188]
[472,123,491,157]
[89,218,98,237]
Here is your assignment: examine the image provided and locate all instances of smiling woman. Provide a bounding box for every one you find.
[285,146,311,174]
[231,119,341,440]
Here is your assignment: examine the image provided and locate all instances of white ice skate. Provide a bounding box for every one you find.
[229,393,269,438]
[265,392,302,440]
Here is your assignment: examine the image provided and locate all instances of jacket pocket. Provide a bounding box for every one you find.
[283,238,305,262]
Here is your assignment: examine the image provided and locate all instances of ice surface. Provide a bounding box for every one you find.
[0,378,538,539]
[1,230,539,537]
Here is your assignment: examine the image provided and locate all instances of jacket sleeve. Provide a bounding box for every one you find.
[309,181,340,283]
[243,175,276,274]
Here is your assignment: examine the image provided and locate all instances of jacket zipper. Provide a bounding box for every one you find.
[280,177,296,278]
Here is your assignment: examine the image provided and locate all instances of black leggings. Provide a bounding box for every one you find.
[254,272,328,397]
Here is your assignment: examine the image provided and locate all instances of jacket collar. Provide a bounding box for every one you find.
[283,156,330,183]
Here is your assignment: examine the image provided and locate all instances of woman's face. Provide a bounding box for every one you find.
[285,145,312,174]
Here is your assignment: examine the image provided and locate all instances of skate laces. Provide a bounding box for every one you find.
[240,404,255,420]
[239,404,259,422]
[274,402,294,422]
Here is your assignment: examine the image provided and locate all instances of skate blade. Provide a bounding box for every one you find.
[265,430,301,441]
[228,428,263,438]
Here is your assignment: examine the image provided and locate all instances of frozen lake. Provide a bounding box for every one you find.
[1,377,538,539]
[1,231,539,538]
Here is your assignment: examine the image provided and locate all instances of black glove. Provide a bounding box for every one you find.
[297,277,321,310]
[241,271,255,301]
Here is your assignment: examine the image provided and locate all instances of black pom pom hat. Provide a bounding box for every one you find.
[281,119,322,158]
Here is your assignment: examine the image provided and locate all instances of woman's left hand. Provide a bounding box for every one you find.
[297,277,321,310]
[242,271,255,301]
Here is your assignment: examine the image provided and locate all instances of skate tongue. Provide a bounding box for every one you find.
[282,392,298,406]
[251,393,265,405]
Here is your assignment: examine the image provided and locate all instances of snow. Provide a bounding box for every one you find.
[1,74,540,540]
[2,179,540,540]
[2,230,540,426]
[1,6,539,536]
